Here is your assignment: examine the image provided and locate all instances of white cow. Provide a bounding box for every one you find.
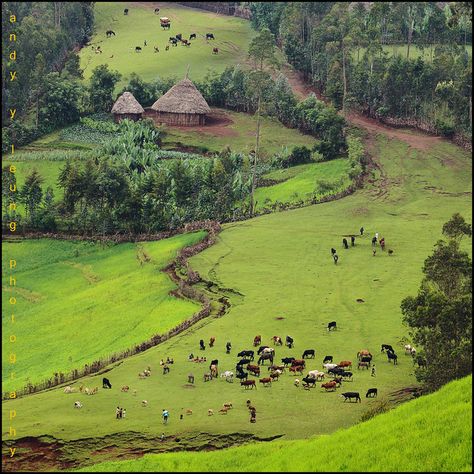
[74,401,83,408]
[220,371,234,382]
[64,386,74,394]
[262,347,275,354]
[323,363,338,371]
[308,370,325,380]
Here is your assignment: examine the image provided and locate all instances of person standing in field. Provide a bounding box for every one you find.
[333,253,339,265]
[360,227,364,235]
[371,365,376,377]
[162,409,169,425]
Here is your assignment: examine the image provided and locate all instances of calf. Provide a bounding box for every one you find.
[302,349,315,359]
[366,388,378,398]
[281,357,295,366]
[175,33,182,40]
[241,380,256,390]
[259,377,272,387]
[321,381,337,391]
[323,355,333,364]
[381,344,394,353]
[327,321,337,331]
[102,377,112,389]
[341,392,361,402]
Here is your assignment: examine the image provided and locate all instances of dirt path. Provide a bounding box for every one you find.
[282,64,443,152]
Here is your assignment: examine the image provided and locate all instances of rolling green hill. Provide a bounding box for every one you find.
[76,375,472,472]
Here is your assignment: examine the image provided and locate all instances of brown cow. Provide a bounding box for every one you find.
[241,380,256,389]
[212,47,218,54]
[357,349,372,360]
[259,377,272,386]
[289,365,304,375]
[246,364,260,376]
[268,364,285,372]
[338,360,352,369]
[271,336,283,346]
[291,359,306,368]
[321,381,337,391]
[253,335,261,347]
[270,371,281,381]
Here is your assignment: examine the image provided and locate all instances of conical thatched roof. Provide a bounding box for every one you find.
[151,78,210,115]
[111,92,145,114]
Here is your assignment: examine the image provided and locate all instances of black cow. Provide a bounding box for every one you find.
[238,350,254,360]
[286,336,294,348]
[302,376,317,387]
[381,344,394,353]
[343,238,348,249]
[206,33,215,40]
[154,8,160,14]
[361,355,372,364]
[281,357,295,366]
[190,33,196,40]
[302,349,315,359]
[102,377,112,389]
[257,345,270,355]
[327,321,337,331]
[366,388,378,398]
[331,248,337,255]
[235,371,248,381]
[258,353,274,365]
[387,351,398,365]
[124,8,128,15]
[323,355,333,364]
[340,371,353,379]
[328,367,345,376]
[175,33,182,40]
[341,392,361,402]
[237,358,252,367]
[135,46,142,53]
[106,30,116,37]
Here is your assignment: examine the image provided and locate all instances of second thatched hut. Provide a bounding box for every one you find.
[151,77,211,126]
[111,91,145,123]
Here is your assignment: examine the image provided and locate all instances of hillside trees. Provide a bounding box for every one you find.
[401,214,472,392]
[88,65,122,113]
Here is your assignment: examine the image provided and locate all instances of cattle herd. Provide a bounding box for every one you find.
[100,7,219,56]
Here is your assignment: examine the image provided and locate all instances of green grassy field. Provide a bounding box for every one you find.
[79,2,255,88]
[161,109,317,156]
[2,134,471,456]
[254,158,351,210]
[2,232,206,392]
[76,375,472,472]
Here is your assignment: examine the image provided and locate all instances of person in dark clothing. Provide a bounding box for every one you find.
[372,236,377,247]
[333,254,339,264]
[351,236,355,246]
[331,248,337,255]
[199,339,205,350]
[343,238,348,249]
[360,227,364,235]
[226,342,231,354]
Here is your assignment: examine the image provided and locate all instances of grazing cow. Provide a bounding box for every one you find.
[338,361,352,369]
[366,388,378,398]
[106,30,116,37]
[235,372,248,381]
[190,33,196,40]
[387,350,398,365]
[209,337,216,347]
[292,359,306,368]
[237,359,252,367]
[270,370,282,381]
[124,8,128,15]
[323,355,333,364]
[302,376,317,387]
[308,370,325,380]
[253,335,261,347]
[247,364,260,376]
[272,336,283,346]
[208,409,214,416]
[74,401,83,408]
[281,357,295,366]
[343,238,349,249]
[154,8,160,14]
[220,371,234,382]
[259,377,272,387]
[238,350,254,360]
[102,377,112,389]
[340,371,353,379]
[323,363,338,371]
[381,344,394,353]
[286,336,294,348]
[121,385,129,392]
[203,372,213,382]
[257,352,275,366]
[328,367,345,377]
[302,349,315,359]
[289,365,304,375]
[341,392,361,402]
[241,380,256,390]
[268,364,285,373]
[357,350,372,360]
[358,361,370,370]
[257,345,270,355]
[135,46,142,53]
[327,321,337,331]
[331,248,337,255]
[321,381,337,391]
[206,33,215,39]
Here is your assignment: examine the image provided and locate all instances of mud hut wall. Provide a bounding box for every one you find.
[155,112,206,126]
[114,112,142,123]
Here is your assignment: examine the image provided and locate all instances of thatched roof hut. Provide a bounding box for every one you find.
[111,92,145,123]
[151,77,211,126]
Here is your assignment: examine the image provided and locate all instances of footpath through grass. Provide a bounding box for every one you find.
[2,232,206,392]
[76,375,472,472]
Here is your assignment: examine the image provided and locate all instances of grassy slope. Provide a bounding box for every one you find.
[77,375,472,472]
[254,158,351,210]
[162,109,316,155]
[79,2,255,87]
[2,232,206,392]
[2,135,470,447]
